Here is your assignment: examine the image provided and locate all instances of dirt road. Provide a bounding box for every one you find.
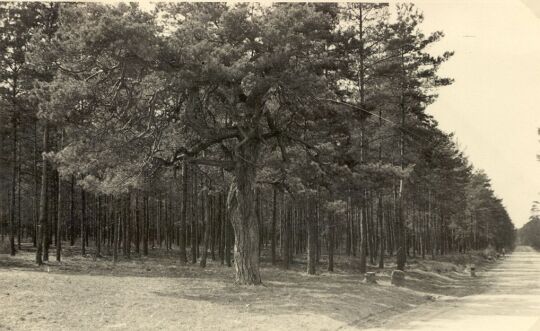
[365,247,540,331]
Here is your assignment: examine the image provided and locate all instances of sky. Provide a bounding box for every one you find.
[414,0,540,227]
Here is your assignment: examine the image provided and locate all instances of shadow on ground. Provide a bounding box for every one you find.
[0,242,500,330]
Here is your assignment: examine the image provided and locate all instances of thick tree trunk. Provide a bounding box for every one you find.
[227,142,261,285]
[36,123,49,265]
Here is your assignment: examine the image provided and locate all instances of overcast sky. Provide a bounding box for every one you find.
[415,0,540,227]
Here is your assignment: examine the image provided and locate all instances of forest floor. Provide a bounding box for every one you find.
[0,242,500,331]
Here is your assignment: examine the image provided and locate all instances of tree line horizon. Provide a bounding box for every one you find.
[0,2,515,285]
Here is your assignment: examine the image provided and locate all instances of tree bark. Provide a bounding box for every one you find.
[271,187,277,265]
[227,141,261,285]
[9,112,17,256]
[191,169,197,263]
[327,211,334,272]
[81,189,86,256]
[307,199,317,275]
[36,123,49,265]
[359,193,368,274]
[134,193,140,255]
[96,195,101,258]
[200,184,210,268]
[282,204,290,270]
[377,190,384,269]
[396,50,407,271]
[56,173,62,262]
[113,197,120,263]
[69,175,75,246]
[143,195,149,256]
[16,138,21,250]
[56,130,64,262]
[32,122,39,247]
[179,163,188,263]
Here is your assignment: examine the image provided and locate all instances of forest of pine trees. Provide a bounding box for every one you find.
[0,2,515,285]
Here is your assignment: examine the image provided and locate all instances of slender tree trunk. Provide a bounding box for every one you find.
[96,195,101,258]
[32,122,39,247]
[125,194,131,258]
[16,139,21,250]
[378,190,384,269]
[143,195,149,256]
[271,187,277,265]
[396,50,407,271]
[210,192,217,261]
[359,193,368,274]
[134,193,140,255]
[43,181,51,262]
[368,193,376,265]
[113,197,120,263]
[224,203,232,267]
[307,199,317,275]
[56,131,64,262]
[219,193,225,265]
[191,169,197,263]
[346,196,351,257]
[327,212,335,272]
[56,174,62,261]
[36,123,49,265]
[179,163,188,263]
[69,175,75,246]
[282,204,290,270]
[9,113,17,256]
[200,183,210,268]
[81,189,86,256]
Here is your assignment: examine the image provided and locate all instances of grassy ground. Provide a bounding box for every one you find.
[0,242,499,331]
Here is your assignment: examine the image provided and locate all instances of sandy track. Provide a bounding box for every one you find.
[365,247,540,331]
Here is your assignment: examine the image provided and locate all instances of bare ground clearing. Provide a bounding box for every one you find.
[0,243,497,331]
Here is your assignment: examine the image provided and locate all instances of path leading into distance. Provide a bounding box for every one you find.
[365,247,540,331]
